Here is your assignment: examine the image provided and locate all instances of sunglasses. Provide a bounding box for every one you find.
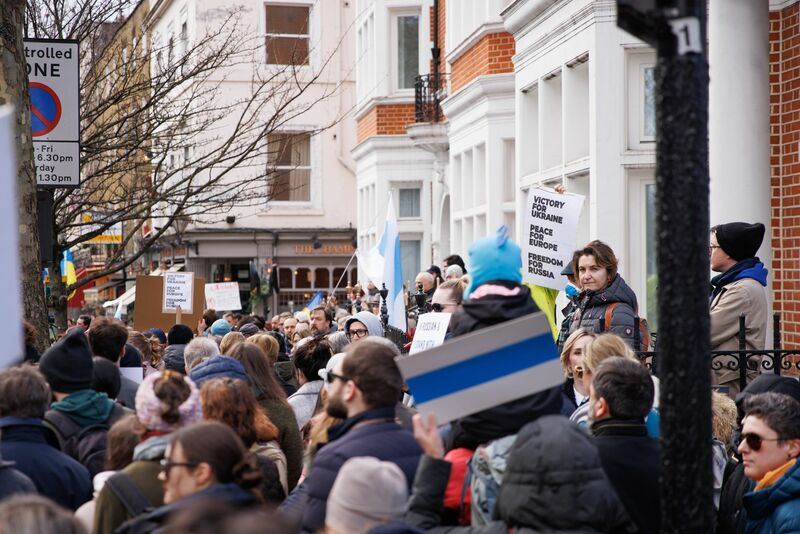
[326,370,351,384]
[347,328,369,339]
[431,302,456,312]
[160,458,198,475]
[740,432,793,451]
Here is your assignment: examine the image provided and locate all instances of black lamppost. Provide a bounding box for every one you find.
[617,1,713,532]
[379,283,389,327]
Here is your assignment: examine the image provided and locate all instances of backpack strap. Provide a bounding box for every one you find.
[106,403,128,427]
[105,472,153,518]
[43,409,81,450]
[602,302,618,332]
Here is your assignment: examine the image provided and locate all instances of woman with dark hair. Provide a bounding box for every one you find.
[200,377,286,501]
[228,342,303,491]
[565,240,643,349]
[286,338,332,430]
[116,422,263,533]
[93,371,203,533]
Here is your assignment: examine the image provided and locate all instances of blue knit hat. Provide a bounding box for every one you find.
[465,225,522,298]
[189,355,248,386]
[210,319,232,337]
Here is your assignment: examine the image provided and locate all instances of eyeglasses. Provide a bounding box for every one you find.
[326,371,351,384]
[159,458,198,475]
[741,432,792,451]
[431,302,457,312]
[347,328,369,340]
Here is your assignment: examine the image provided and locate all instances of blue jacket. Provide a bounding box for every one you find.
[0,459,36,500]
[0,417,92,511]
[742,459,800,533]
[298,407,422,534]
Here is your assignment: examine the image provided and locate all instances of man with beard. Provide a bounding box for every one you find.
[294,339,422,534]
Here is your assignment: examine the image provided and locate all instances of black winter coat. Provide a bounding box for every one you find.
[0,459,36,500]
[446,281,563,451]
[568,275,640,348]
[592,418,661,534]
[406,416,637,533]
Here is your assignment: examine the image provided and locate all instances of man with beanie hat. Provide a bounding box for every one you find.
[446,226,563,451]
[325,457,409,534]
[40,328,128,478]
[709,222,769,396]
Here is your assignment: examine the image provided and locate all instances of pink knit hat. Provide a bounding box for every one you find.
[135,371,203,432]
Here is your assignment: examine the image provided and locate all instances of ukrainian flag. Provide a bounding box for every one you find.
[61,250,77,300]
[302,291,323,315]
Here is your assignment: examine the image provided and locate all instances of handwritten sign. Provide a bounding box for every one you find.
[162,272,194,314]
[522,188,584,290]
[409,312,451,354]
[205,282,242,311]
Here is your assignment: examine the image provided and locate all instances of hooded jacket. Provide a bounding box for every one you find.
[406,416,637,533]
[344,311,385,338]
[709,258,768,395]
[162,344,187,374]
[741,460,800,533]
[567,274,641,349]
[445,281,563,451]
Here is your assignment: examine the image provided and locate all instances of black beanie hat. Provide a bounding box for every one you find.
[39,328,94,393]
[714,222,765,261]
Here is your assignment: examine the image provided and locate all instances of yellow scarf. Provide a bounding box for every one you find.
[755,458,798,492]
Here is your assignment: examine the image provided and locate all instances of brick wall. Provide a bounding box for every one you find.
[450,32,515,94]
[356,104,416,143]
[770,3,800,346]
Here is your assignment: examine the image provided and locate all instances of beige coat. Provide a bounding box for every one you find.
[710,277,768,396]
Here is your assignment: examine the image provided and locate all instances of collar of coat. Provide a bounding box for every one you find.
[590,417,649,438]
[326,406,396,443]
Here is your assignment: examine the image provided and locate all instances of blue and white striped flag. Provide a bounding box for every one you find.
[395,312,562,423]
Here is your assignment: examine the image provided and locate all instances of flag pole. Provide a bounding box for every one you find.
[332,250,357,293]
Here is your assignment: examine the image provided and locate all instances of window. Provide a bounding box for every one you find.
[643,66,656,138]
[645,183,658,331]
[626,50,657,149]
[398,188,420,218]
[265,4,310,65]
[400,239,421,287]
[268,132,311,202]
[395,14,419,90]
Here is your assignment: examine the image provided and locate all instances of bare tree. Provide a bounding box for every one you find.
[25,0,354,328]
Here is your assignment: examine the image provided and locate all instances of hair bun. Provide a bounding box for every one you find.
[232,453,263,491]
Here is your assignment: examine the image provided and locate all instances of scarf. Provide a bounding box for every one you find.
[50,389,115,427]
[754,458,797,492]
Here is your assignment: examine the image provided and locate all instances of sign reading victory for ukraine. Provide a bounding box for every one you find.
[522,188,584,290]
[396,312,562,423]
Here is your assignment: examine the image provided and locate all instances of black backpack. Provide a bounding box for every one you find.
[44,403,127,478]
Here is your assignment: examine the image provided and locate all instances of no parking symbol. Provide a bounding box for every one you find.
[29,82,62,137]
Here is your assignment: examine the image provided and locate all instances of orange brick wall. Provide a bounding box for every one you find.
[450,32,515,94]
[356,104,416,143]
[770,3,800,346]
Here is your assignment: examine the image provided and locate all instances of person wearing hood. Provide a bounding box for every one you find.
[344,311,384,344]
[0,366,88,510]
[93,371,203,534]
[566,240,643,350]
[407,413,637,533]
[709,222,769,396]
[163,324,194,374]
[445,226,564,451]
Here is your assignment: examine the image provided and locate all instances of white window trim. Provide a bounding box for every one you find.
[265,127,320,209]
[260,1,318,71]
[626,49,657,151]
[627,169,656,325]
[389,8,422,95]
[396,184,422,220]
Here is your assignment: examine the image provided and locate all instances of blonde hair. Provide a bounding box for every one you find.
[248,334,279,366]
[583,333,636,375]
[219,331,245,355]
[560,328,597,378]
[711,391,737,445]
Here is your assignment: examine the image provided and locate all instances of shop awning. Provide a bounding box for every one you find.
[103,284,136,309]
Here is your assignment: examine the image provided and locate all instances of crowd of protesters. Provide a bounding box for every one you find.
[1,219,797,533]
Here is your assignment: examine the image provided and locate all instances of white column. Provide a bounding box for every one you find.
[709,0,770,262]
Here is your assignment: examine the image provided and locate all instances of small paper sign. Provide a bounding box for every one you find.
[409,312,451,354]
[162,272,194,314]
[205,282,242,311]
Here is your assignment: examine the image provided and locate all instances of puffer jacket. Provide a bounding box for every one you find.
[568,275,640,348]
[742,460,800,533]
[446,281,563,451]
[406,416,637,533]
[162,344,187,374]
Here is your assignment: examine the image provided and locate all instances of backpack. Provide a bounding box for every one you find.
[467,434,516,526]
[600,302,652,351]
[105,472,153,518]
[44,403,127,478]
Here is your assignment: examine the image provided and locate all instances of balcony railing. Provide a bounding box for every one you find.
[414,73,448,123]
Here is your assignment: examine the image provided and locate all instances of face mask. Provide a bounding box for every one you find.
[565,283,580,299]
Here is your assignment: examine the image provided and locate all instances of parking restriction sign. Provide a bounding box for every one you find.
[24,38,80,188]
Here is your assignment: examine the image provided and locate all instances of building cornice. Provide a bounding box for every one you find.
[354,95,415,121]
[502,0,561,36]
[770,0,800,10]
[446,20,507,65]
[351,135,417,160]
[440,73,515,119]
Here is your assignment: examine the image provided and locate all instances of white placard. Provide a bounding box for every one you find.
[409,312,451,354]
[24,39,80,187]
[162,272,194,314]
[522,188,585,290]
[120,366,144,384]
[0,106,24,368]
[205,282,242,311]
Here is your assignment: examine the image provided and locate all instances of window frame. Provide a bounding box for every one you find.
[389,8,422,94]
[397,187,422,219]
[626,48,657,150]
[262,2,314,67]
[627,169,658,331]
[265,128,319,208]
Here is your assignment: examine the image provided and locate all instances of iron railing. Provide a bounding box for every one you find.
[636,313,800,391]
[414,73,448,123]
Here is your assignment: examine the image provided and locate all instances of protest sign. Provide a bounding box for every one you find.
[409,312,451,354]
[205,282,242,311]
[522,188,585,290]
[162,272,194,314]
[134,275,206,333]
[396,312,561,423]
[121,367,143,384]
